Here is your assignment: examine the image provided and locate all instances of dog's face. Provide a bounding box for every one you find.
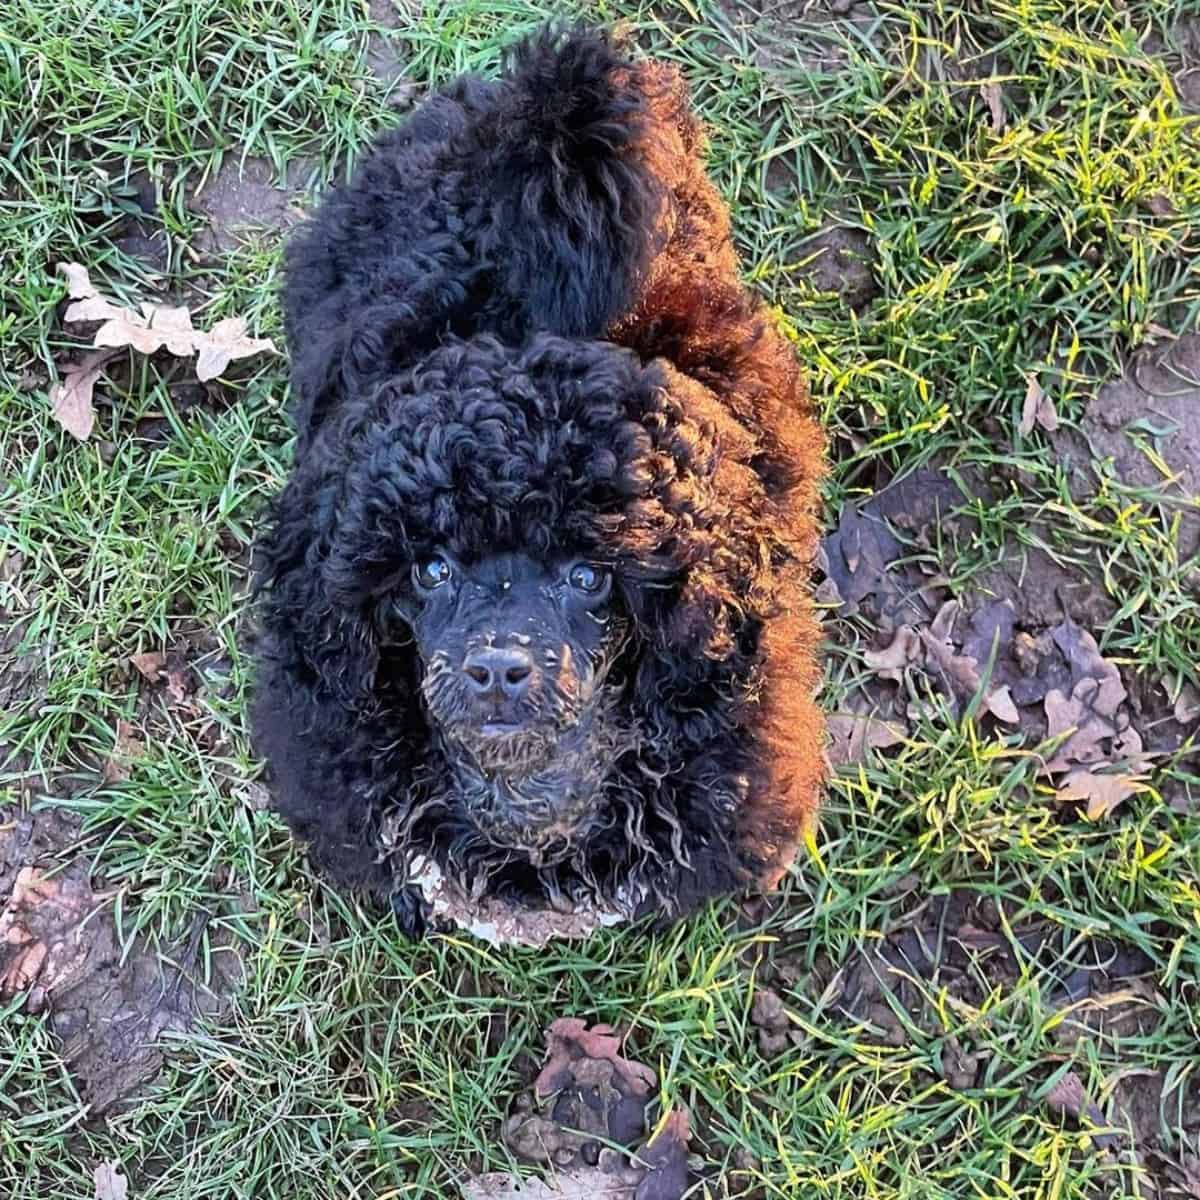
[394,549,627,847]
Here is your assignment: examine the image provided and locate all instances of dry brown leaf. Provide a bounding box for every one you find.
[93,308,163,355]
[1050,623,1126,715]
[863,625,920,682]
[56,260,275,384]
[1020,375,1059,436]
[58,261,98,299]
[1043,1070,1120,1150]
[48,349,118,441]
[64,295,127,324]
[1040,622,1139,772]
[165,666,192,705]
[918,627,981,697]
[536,1020,656,1102]
[102,720,144,784]
[94,303,198,358]
[0,866,95,1001]
[1056,769,1148,821]
[929,598,959,644]
[144,304,197,356]
[1043,680,1136,773]
[462,1168,634,1199]
[129,652,166,683]
[986,684,1020,724]
[827,706,906,766]
[1045,1070,1092,1120]
[193,317,275,381]
[1173,682,1200,727]
[981,81,1005,132]
[93,1161,129,1200]
[468,1109,689,1200]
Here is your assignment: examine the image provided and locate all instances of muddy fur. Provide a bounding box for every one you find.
[253,25,827,936]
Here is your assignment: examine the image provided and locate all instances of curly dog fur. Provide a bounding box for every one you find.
[254,26,826,937]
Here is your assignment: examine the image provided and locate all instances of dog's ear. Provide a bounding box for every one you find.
[253,462,425,900]
[255,467,383,710]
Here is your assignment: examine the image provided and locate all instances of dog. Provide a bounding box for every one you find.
[253,26,826,940]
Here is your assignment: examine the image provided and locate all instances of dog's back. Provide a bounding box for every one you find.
[283,28,669,444]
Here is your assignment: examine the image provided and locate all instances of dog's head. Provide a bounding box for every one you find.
[263,331,801,877]
[390,547,630,847]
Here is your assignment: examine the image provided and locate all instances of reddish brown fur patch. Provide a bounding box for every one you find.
[612,60,827,889]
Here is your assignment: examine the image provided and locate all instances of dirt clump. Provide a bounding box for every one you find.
[190,157,316,254]
[791,224,879,312]
[1049,332,1200,562]
[0,806,242,1114]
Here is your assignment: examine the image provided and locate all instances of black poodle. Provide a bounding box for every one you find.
[254,26,827,941]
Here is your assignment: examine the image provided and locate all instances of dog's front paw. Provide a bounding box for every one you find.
[389,885,434,940]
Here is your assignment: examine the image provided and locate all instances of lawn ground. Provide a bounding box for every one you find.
[1,1,1198,1197]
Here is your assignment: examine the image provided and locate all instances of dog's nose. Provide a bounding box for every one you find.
[463,647,535,699]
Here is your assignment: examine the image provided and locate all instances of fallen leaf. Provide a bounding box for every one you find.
[193,317,275,381]
[102,720,144,784]
[48,349,118,442]
[465,1110,690,1200]
[750,987,788,1033]
[960,601,1015,669]
[1173,683,1200,726]
[65,295,127,324]
[58,261,99,299]
[939,1034,979,1091]
[1039,620,1143,773]
[1043,1070,1121,1151]
[1050,621,1126,714]
[1019,375,1059,436]
[93,1161,129,1200]
[92,309,161,355]
[0,866,94,1001]
[536,1020,656,1103]
[863,625,920,682]
[1045,1070,1095,1121]
[929,599,959,644]
[462,1168,634,1199]
[827,704,906,766]
[981,82,1005,132]
[1042,680,1140,773]
[813,545,845,608]
[1056,769,1148,820]
[165,666,193,706]
[986,684,1020,724]
[56,260,276,386]
[919,627,981,697]
[129,652,166,682]
[60,260,195,358]
[144,304,196,356]
[94,303,198,358]
[750,987,791,1056]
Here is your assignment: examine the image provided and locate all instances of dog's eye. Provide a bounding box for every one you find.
[567,562,609,594]
[414,556,452,590]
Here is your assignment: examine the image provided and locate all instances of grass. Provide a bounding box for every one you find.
[1,0,1199,1197]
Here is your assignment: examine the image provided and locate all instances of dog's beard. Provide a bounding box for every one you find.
[444,723,561,776]
[416,649,632,856]
[442,703,634,859]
